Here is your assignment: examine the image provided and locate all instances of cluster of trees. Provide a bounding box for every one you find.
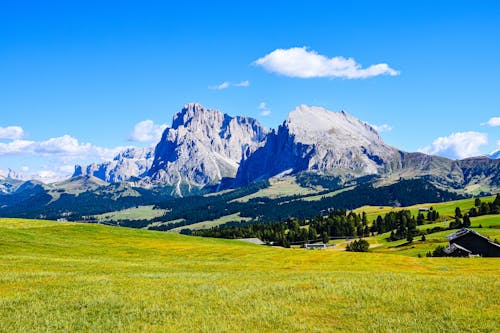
[468,195,500,217]
[194,195,500,248]
[193,209,370,248]
[426,245,446,257]
[450,194,500,229]
[195,208,425,247]
[346,239,370,252]
[156,179,464,231]
[369,210,414,242]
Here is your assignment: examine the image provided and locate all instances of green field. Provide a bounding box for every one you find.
[349,201,500,257]
[1,218,499,332]
[94,205,169,222]
[354,195,496,222]
[169,213,252,232]
[232,177,321,203]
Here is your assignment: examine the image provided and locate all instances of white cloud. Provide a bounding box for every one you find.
[0,134,129,163]
[483,117,500,127]
[258,102,271,116]
[254,47,399,79]
[210,81,230,90]
[369,123,393,133]
[0,126,24,140]
[209,80,250,90]
[31,170,64,183]
[21,166,29,172]
[129,120,167,143]
[235,80,250,87]
[36,135,93,155]
[0,139,35,155]
[419,131,488,159]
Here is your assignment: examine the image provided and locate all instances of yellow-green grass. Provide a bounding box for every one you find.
[94,205,168,222]
[368,214,500,257]
[169,213,251,232]
[1,218,499,332]
[146,218,185,229]
[355,195,496,222]
[416,214,500,232]
[232,177,320,203]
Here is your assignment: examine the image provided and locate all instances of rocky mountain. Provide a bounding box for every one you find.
[236,105,402,185]
[73,147,154,183]
[235,105,500,193]
[145,103,267,194]
[5,103,499,201]
[1,103,499,222]
[0,169,25,194]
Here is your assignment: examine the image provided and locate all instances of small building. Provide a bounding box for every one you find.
[443,243,473,257]
[304,243,327,250]
[418,207,429,212]
[445,228,500,257]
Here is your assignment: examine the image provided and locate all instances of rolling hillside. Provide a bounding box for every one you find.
[0,218,498,332]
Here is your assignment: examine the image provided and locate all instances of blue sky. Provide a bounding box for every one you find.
[1,1,499,181]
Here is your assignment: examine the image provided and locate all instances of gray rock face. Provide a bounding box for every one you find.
[73,147,154,183]
[0,169,25,194]
[146,103,267,194]
[236,105,402,184]
[69,103,500,194]
[236,105,500,192]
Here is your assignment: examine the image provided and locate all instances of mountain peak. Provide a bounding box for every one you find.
[172,103,223,130]
[6,168,25,180]
[285,105,381,146]
[236,105,401,185]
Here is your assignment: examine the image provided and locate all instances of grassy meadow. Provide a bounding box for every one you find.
[93,205,168,222]
[0,218,499,332]
[354,195,496,222]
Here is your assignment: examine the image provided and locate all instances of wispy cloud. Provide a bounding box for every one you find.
[482,117,500,127]
[419,131,488,159]
[209,80,250,90]
[129,119,167,143]
[258,102,271,116]
[235,80,250,87]
[254,47,399,79]
[369,123,393,133]
[0,125,24,140]
[209,81,231,90]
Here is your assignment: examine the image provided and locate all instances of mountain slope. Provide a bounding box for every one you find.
[236,105,402,184]
[73,147,154,183]
[145,103,267,194]
[236,105,500,193]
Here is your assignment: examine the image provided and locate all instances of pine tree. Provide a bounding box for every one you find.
[407,233,413,243]
[463,214,471,228]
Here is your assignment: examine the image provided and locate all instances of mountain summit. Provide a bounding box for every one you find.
[74,147,154,183]
[145,103,267,194]
[235,105,401,184]
[69,103,500,195]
